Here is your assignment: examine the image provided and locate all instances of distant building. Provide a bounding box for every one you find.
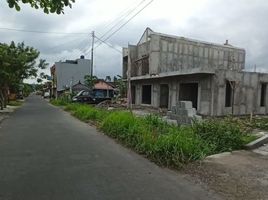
[93,79,116,98]
[50,56,91,97]
[71,81,90,94]
[123,28,268,116]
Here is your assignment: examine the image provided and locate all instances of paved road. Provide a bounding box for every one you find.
[0,95,219,200]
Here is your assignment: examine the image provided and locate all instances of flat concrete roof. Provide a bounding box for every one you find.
[130,68,215,81]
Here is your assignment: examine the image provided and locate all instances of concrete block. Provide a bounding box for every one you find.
[186,108,197,117]
[177,117,192,125]
[174,108,196,117]
[177,101,193,109]
[165,119,178,126]
[193,115,202,121]
[167,111,172,117]
[168,113,179,120]
[245,134,268,150]
[171,106,177,114]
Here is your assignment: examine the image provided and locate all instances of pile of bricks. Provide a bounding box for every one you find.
[167,101,202,125]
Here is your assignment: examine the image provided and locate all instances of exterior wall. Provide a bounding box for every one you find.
[122,48,128,79]
[131,70,268,116]
[55,58,91,92]
[124,32,245,79]
[153,34,245,74]
[213,70,268,116]
[131,74,213,116]
[123,29,268,116]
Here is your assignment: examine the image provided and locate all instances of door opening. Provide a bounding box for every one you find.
[179,83,198,109]
[142,85,152,104]
[160,84,169,108]
[131,85,136,104]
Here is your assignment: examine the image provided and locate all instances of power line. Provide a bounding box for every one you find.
[43,35,89,53]
[100,0,142,32]
[0,27,89,35]
[95,0,154,50]
[94,35,122,54]
[99,0,146,40]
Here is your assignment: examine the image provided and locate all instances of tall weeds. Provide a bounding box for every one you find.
[53,102,255,168]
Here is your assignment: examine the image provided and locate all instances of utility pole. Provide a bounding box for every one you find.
[127,45,132,113]
[91,31,95,78]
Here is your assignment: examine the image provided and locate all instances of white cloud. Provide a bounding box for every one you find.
[1,0,268,84]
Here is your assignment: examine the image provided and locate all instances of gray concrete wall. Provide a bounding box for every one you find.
[131,74,213,116]
[125,32,245,79]
[123,29,268,116]
[213,69,268,116]
[131,70,268,116]
[151,34,245,74]
[55,58,91,92]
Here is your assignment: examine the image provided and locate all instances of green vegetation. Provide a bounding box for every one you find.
[7,0,75,14]
[0,41,47,110]
[51,100,256,168]
[7,100,23,107]
[50,96,70,107]
[220,116,268,132]
[192,119,246,152]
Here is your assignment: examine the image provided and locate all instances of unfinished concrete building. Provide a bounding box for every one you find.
[123,28,268,116]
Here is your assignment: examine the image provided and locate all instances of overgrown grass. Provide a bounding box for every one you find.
[50,98,69,106]
[100,112,212,166]
[52,102,257,168]
[65,103,108,123]
[220,116,268,132]
[7,100,23,106]
[192,119,246,152]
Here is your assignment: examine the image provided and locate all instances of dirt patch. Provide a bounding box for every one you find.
[183,150,268,200]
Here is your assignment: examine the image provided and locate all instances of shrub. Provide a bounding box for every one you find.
[52,102,255,168]
[192,119,245,152]
[64,104,108,123]
[101,112,145,143]
[101,112,212,166]
[50,98,70,106]
[7,101,22,106]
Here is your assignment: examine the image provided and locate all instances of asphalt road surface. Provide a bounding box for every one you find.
[0,95,220,200]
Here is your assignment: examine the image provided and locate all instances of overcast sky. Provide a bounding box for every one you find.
[1,0,268,82]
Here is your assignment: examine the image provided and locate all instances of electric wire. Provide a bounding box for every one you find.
[94,0,154,50]
[99,0,146,40]
[0,27,88,35]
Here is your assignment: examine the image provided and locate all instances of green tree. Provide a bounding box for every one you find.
[84,75,98,89]
[105,76,111,82]
[7,0,75,14]
[114,75,127,98]
[0,41,45,109]
[23,83,34,97]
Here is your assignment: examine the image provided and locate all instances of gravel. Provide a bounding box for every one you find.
[183,150,268,200]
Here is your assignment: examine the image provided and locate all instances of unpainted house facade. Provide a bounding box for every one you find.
[123,28,268,116]
[50,56,91,98]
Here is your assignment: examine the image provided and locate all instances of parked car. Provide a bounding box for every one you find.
[72,90,111,104]
[43,92,50,98]
[16,93,24,100]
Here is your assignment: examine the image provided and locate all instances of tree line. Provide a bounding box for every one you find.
[0,41,47,109]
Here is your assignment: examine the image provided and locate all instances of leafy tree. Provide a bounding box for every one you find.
[84,75,98,89]
[105,76,111,82]
[0,41,45,109]
[37,78,43,84]
[114,75,127,98]
[7,0,75,14]
[23,83,34,97]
